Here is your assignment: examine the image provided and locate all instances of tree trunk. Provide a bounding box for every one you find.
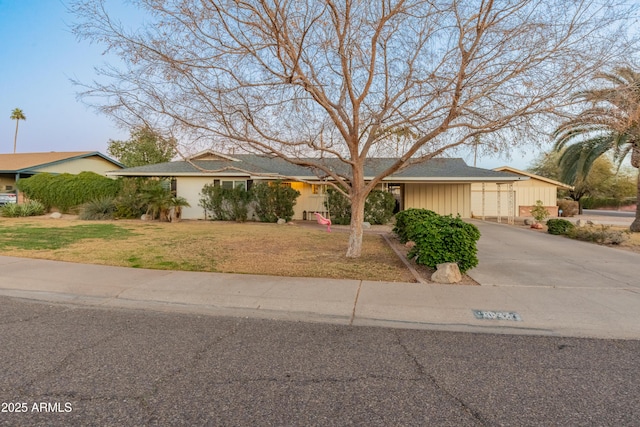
[346,189,366,258]
[631,143,640,168]
[13,121,19,154]
[631,166,640,232]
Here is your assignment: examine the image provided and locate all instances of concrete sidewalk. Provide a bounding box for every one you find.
[1,246,639,339]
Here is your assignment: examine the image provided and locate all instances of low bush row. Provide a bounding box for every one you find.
[393,208,480,274]
[199,181,300,222]
[546,218,628,244]
[0,201,45,218]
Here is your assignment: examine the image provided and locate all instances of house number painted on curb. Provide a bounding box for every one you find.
[473,310,522,321]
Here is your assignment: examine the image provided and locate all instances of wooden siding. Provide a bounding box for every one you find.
[404,183,471,217]
[471,179,558,217]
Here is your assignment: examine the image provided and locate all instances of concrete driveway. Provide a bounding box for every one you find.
[468,220,640,289]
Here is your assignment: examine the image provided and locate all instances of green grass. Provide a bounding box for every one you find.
[0,223,135,250]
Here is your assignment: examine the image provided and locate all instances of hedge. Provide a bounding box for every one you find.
[17,172,121,213]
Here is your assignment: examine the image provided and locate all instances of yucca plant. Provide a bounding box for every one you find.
[79,197,117,220]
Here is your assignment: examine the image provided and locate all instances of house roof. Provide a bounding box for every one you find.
[493,166,573,189]
[0,151,124,174]
[107,152,527,183]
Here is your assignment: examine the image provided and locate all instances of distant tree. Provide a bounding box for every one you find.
[529,151,633,212]
[72,0,637,256]
[107,127,176,167]
[553,67,640,231]
[10,108,26,153]
[528,151,563,182]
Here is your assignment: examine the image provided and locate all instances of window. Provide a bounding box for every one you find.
[311,184,326,195]
[217,179,247,190]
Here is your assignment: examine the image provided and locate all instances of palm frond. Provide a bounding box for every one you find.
[558,135,615,183]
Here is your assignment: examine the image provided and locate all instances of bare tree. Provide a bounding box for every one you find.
[71,0,637,257]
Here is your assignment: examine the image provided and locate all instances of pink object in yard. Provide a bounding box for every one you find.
[314,212,332,232]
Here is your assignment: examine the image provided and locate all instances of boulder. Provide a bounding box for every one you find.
[277,218,286,225]
[431,263,462,284]
[575,219,586,227]
[523,218,533,225]
[141,214,151,221]
[49,212,62,219]
[362,221,371,229]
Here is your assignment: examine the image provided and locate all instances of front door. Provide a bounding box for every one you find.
[387,184,404,213]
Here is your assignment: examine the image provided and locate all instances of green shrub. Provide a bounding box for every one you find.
[324,188,352,225]
[79,197,117,220]
[406,215,480,273]
[546,218,575,235]
[364,190,395,225]
[393,208,439,243]
[17,172,121,213]
[199,184,252,222]
[114,178,157,219]
[252,181,300,222]
[530,200,550,222]
[567,225,629,245]
[0,203,20,217]
[324,188,397,226]
[0,201,45,217]
[581,197,636,209]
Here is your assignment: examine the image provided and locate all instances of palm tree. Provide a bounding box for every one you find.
[10,108,26,153]
[554,67,640,232]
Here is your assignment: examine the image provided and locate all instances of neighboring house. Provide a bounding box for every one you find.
[0,152,124,202]
[471,166,573,218]
[107,150,528,221]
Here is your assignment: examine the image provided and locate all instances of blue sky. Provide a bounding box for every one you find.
[0,0,532,170]
[0,0,129,155]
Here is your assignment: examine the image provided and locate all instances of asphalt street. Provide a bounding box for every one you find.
[1,297,638,426]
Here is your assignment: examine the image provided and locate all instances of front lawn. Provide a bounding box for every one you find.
[0,217,415,282]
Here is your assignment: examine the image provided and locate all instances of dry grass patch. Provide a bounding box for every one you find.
[0,217,414,282]
[617,227,640,254]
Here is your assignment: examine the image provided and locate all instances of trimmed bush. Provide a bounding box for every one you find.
[79,197,117,220]
[17,172,121,213]
[393,208,439,243]
[0,201,45,217]
[405,214,480,273]
[546,218,575,235]
[253,181,300,222]
[557,199,579,217]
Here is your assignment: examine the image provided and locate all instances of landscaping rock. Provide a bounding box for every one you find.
[277,218,286,225]
[524,218,533,225]
[362,221,371,229]
[141,214,151,221]
[431,263,462,284]
[49,212,62,219]
[576,219,586,227]
[405,241,416,249]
